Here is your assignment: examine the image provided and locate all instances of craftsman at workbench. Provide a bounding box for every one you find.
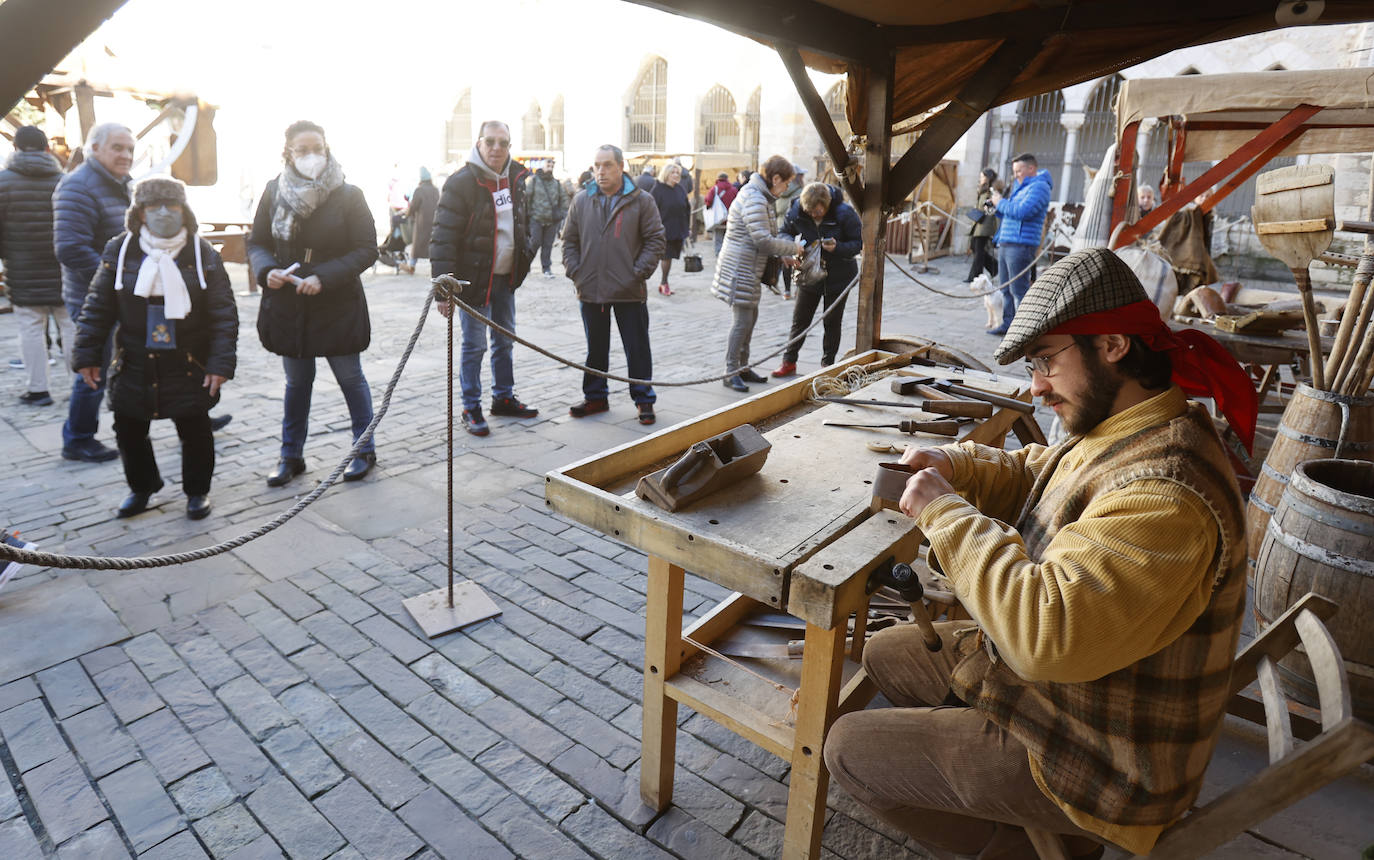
[824,248,1259,859]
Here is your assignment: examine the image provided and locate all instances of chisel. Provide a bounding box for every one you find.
[823,419,960,436]
[817,396,992,418]
[890,378,1035,414]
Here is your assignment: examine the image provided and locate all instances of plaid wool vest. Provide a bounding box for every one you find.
[949,403,1247,828]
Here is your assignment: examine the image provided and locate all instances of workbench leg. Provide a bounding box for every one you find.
[782,622,847,859]
[641,556,684,810]
[849,604,868,663]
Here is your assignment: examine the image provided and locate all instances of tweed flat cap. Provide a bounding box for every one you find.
[994,247,1150,365]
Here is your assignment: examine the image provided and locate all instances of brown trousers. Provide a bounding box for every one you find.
[823,622,1103,860]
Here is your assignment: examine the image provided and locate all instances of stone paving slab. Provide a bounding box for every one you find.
[0,249,1368,859]
[0,575,129,684]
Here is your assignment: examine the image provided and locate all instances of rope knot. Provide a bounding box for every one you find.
[431,275,470,303]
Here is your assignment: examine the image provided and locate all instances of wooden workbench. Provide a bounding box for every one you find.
[544,351,1032,859]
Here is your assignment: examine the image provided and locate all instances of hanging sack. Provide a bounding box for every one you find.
[704,192,729,231]
[795,241,826,288]
[683,253,703,273]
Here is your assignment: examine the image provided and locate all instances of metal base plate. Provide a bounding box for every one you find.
[402,582,501,638]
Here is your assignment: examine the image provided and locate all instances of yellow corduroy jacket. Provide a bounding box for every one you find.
[915,387,1236,853]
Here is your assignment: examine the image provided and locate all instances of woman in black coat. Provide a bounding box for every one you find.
[773,182,863,376]
[649,163,691,295]
[247,120,378,487]
[73,177,237,519]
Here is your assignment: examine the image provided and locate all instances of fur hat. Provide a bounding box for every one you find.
[993,248,1149,365]
[127,175,198,234]
[14,126,48,152]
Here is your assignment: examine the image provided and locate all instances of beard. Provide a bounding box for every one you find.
[1058,347,1124,435]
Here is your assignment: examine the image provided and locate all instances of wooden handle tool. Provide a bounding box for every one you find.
[824,419,961,436]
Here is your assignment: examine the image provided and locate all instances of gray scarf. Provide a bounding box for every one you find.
[271,155,345,248]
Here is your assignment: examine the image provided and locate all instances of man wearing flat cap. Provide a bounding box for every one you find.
[825,248,1257,859]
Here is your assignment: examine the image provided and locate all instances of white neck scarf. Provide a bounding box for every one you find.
[130,227,191,318]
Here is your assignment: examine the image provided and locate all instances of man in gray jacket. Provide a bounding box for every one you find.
[562,144,665,425]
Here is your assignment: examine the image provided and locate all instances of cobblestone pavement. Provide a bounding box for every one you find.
[0,244,1369,859]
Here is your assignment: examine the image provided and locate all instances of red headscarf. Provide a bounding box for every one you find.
[1048,300,1258,451]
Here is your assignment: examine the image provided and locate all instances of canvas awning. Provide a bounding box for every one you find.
[1117,68,1374,161]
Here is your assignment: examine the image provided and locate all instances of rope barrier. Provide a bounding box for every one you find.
[4,260,873,572]
[433,269,861,387]
[886,232,1055,300]
[0,292,439,571]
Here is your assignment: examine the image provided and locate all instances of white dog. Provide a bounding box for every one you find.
[971,273,1003,329]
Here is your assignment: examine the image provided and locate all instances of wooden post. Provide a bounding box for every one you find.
[641,556,684,808]
[780,621,848,859]
[74,81,96,142]
[854,55,893,354]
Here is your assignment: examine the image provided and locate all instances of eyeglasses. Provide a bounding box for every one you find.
[1024,342,1077,377]
[481,137,511,149]
[289,147,324,157]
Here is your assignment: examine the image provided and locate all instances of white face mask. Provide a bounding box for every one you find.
[293,153,327,179]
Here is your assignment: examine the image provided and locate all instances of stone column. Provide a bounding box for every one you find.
[1059,112,1085,203]
[998,114,1016,177]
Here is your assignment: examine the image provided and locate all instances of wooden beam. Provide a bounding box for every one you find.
[1199,128,1304,214]
[776,44,862,205]
[619,0,878,64]
[74,81,97,142]
[880,0,1315,47]
[885,34,1048,209]
[0,0,129,116]
[1108,120,1141,237]
[1112,104,1322,249]
[855,55,893,353]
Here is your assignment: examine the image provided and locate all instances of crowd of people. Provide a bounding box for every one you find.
[1,116,870,512]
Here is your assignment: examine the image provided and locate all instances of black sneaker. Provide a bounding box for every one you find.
[569,399,609,418]
[637,403,656,425]
[62,440,119,462]
[490,396,538,418]
[463,407,490,436]
[738,369,768,384]
[19,391,53,406]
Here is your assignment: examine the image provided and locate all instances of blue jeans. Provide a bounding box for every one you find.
[530,220,560,274]
[459,274,516,412]
[580,301,654,405]
[280,353,375,459]
[997,243,1037,329]
[63,298,109,447]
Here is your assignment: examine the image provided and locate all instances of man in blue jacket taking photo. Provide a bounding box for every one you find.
[988,152,1052,335]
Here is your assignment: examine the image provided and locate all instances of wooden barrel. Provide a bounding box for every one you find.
[1253,458,1374,721]
[1246,383,1374,568]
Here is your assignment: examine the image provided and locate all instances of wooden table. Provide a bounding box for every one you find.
[545,351,1033,858]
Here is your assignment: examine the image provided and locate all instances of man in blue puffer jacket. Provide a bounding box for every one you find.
[52,123,135,462]
[988,153,1052,335]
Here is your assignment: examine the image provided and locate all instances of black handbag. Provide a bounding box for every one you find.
[683,253,703,273]
[761,255,782,288]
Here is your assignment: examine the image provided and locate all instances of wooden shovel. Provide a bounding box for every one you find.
[1253,164,1336,390]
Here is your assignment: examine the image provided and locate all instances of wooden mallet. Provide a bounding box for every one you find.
[1253,164,1336,390]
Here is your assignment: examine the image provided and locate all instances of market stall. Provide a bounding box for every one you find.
[1108,67,1374,247]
